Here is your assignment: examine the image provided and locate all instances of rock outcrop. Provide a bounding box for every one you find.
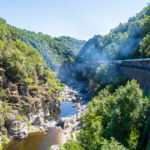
[0,67,61,140]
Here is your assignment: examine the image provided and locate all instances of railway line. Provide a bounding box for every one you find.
[82,58,150,69]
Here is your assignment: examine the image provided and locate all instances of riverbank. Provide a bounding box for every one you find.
[2,81,90,150]
[44,81,90,150]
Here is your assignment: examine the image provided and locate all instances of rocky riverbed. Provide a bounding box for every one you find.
[2,81,90,150]
[50,81,90,150]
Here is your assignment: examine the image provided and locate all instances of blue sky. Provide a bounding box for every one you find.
[0,0,149,40]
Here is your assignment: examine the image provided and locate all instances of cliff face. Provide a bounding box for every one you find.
[0,67,60,141]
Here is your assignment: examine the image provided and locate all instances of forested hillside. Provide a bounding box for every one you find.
[0,18,85,71]
[16,29,85,71]
[0,17,64,148]
[75,5,150,62]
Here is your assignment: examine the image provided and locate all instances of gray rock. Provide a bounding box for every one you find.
[51,145,59,150]
[57,118,65,128]
[5,114,16,128]
[23,103,31,114]
[8,121,28,139]
[1,127,7,135]
[33,116,44,126]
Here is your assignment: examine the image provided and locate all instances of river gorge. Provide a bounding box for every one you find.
[3,81,90,150]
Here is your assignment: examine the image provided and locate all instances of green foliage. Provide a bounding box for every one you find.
[139,32,150,57]
[94,64,118,84]
[25,78,33,85]
[101,138,128,150]
[60,140,84,150]
[0,145,3,150]
[79,80,149,150]
[0,18,63,98]
[16,115,25,121]
[1,136,8,145]
[2,39,44,82]
[29,84,38,91]
[60,80,149,150]
[0,88,8,100]
[0,41,4,50]
[47,146,52,150]
[76,4,150,62]
[0,102,12,115]
[27,121,32,128]
[16,29,85,70]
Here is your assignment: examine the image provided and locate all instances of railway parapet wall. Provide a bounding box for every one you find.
[120,66,150,94]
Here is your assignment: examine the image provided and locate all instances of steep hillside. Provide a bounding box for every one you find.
[75,5,150,63]
[0,18,64,143]
[16,29,85,71]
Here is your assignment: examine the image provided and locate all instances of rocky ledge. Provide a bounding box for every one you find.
[0,78,90,149]
[0,67,61,145]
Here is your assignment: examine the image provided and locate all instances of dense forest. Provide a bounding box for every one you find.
[0,18,85,71]
[0,18,63,86]
[17,29,85,71]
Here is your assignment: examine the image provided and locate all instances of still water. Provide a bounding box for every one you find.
[3,101,78,150]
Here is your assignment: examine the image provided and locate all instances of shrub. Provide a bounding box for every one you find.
[17,115,25,121]
[25,78,33,85]
[1,136,8,144]
[0,145,3,150]
[0,88,8,99]
[30,84,38,91]
[78,80,149,150]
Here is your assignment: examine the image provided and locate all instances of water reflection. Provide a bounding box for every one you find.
[3,101,77,150]
[39,127,62,150]
[3,132,44,150]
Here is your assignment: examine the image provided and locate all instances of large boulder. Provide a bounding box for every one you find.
[43,101,60,114]
[33,116,44,126]
[8,121,28,139]
[5,114,16,128]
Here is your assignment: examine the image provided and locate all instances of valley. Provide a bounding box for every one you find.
[3,81,90,150]
[0,3,150,150]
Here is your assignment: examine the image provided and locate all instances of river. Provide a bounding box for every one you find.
[3,82,89,150]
